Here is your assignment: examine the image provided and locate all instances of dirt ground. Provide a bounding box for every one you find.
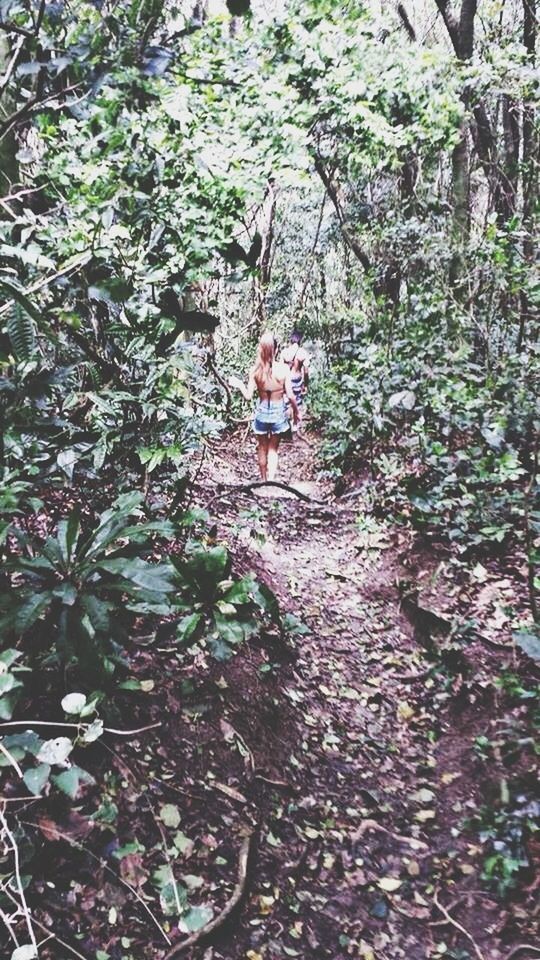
[7,427,537,960]
[178,426,538,960]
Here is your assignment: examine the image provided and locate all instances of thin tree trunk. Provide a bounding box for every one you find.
[253,181,277,330]
[0,35,19,202]
[518,0,537,349]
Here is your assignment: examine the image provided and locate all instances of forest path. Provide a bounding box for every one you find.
[197,427,505,960]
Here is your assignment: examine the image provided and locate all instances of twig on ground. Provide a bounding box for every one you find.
[163,830,255,958]
[505,946,540,960]
[254,773,292,790]
[0,808,39,956]
[392,667,433,682]
[351,818,429,851]
[214,480,324,504]
[211,782,247,804]
[432,888,486,960]
[428,896,464,926]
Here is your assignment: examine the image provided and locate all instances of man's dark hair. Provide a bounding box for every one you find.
[290,329,302,344]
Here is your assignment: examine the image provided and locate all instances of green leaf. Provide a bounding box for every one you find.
[56,511,81,567]
[52,764,95,799]
[23,763,51,796]
[514,629,540,662]
[98,558,175,593]
[181,905,213,932]
[176,612,202,644]
[80,492,143,560]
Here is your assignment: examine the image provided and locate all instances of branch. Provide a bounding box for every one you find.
[0,720,161,736]
[206,352,232,413]
[296,190,327,311]
[0,251,92,318]
[313,156,371,271]
[215,480,324,504]
[0,808,39,956]
[0,34,24,99]
[164,830,255,958]
[351,818,429,851]
[396,3,417,41]
[505,947,540,960]
[0,21,34,38]
[433,0,460,52]
[0,82,83,141]
[432,888,486,960]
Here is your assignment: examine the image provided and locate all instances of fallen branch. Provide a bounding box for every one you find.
[0,809,39,956]
[391,667,433,683]
[351,818,429,852]
[505,946,540,960]
[432,888,486,960]
[216,480,324,504]
[164,830,255,958]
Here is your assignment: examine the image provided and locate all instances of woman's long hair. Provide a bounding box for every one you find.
[253,331,275,390]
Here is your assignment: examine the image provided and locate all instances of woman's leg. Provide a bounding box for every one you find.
[267,434,280,481]
[257,435,269,479]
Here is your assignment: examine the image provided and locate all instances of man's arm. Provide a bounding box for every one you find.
[284,369,299,423]
[301,350,310,389]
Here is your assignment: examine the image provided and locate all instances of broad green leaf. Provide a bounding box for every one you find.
[514,630,540,662]
[52,764,95,799]
[176,612,202,644]
[23,763,51,796]
[180,905,213,932]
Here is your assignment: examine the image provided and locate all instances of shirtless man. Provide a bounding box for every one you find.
[280,330,310,426]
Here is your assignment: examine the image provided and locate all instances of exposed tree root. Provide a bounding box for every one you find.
[163,829,255,959]
[505,946,540,960]
[215,480,324,504]
[351,818,429,851]
[432,888,486,960]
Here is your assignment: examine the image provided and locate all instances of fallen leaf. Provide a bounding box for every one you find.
[377,877,402,892]
[159,804,181,829]
[415,809,436,822]
[397,701,414,721]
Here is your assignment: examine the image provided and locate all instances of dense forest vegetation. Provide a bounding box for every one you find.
[0,0,538,958]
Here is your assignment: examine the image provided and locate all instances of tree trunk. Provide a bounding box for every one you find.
[434,1,477,283]
[253,181,277,330]
[0,35,20,205]
[518,0,537,349]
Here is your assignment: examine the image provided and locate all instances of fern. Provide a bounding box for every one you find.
[6,302,36,361]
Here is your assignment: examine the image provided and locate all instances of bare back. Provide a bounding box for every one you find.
[254,361,288,401]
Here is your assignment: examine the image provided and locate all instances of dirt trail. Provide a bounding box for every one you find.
[197,428,518,960]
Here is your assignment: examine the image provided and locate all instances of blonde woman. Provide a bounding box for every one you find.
[229,331,299,481]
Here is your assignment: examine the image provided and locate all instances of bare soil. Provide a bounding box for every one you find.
[6,427,538,960]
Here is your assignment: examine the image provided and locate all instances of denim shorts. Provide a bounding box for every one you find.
[253,399,290,436]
